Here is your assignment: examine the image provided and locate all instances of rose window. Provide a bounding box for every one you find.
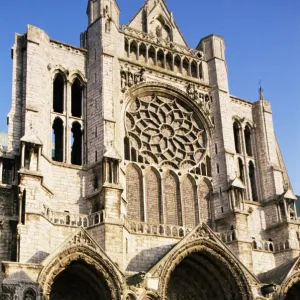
[125,93,207,170]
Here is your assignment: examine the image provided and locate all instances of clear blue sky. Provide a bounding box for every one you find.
[0,0,299,194]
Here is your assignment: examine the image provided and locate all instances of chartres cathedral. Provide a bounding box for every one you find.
[0,0,299,299]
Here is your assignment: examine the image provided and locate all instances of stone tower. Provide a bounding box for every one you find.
[0,0,299,299]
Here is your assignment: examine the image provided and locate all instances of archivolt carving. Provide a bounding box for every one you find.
[125,92,207,170]
[280,271,300,296]
[38,245,123,300]
[158,238,252,300]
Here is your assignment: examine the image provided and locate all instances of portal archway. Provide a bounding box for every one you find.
[50,260,111,300]
[281,273,300,300]
[285,282,300,300]
[38,245,122,300]
[159,236,252,300]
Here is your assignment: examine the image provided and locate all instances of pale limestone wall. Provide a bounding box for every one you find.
[252,250,275,275]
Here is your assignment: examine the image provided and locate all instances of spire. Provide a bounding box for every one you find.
[259,80,265,101]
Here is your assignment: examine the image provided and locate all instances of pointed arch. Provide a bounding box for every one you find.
[145,167,162,224]
[53,73,65,113]
[181,175,198,228]
[165,52,173,71]
[139,42,147,63]
[71,121,83,165]
[126,164,144,222]
[182,57,189,76]
[191,60,198,78]
[148,45,156,65]
[233,120,242,154]
[52,118,64,162]
[71,78,83,118]
[130,40,138,61]
[159,235,253,300]
[157,48,164,68]
[198,178,211,224]
[244,124,253,156]
[249,160,258,201]
[38,244,122,300]
[238,157,244,182]
[164,171,182,226]
[174,54,181,74]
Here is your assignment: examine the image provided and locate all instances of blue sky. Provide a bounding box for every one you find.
[0,0,299,194]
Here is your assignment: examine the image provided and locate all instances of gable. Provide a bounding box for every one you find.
[128,0,188,47]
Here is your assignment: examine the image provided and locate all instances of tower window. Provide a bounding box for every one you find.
[238,158,244,182]
[244,125,253,156]
[249,161,258,201]
[52,118,64,162]
[53,74,64,113]
[71,79,83,118]
[233,121,241,154]
[71,122,83,166]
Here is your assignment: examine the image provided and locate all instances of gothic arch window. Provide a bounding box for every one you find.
[249,161,258,201]
[125,38,129,57]
[139,43,147,63]
[191,60,198,78]
[71,122,83,165]
[182,57,189,76]
[126,164,144,222]
[206,156,212,177]
[174,55,181,74]
[71,78,83,118]
[52,118,64,162]
[244,125,253,156]
[164,171,182,226]
[198,179,211,224]
[53,73,65,113]
[148,45,156,65]
[182,175,198,228]
[157,48,164,68]
[233,121,241,154]
[23,288,36,300]
[238,157,244,182]
[166,52,172,71]
[130,40,138,61]
[199,62,204,79]
[145,168,162,224]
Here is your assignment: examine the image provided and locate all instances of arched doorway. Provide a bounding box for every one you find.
[285,282,300,300]
[50,260,111,300]
[39,244,122,300]
[159,237,252,300]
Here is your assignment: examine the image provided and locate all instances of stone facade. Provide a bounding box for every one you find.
[0,0,299,299]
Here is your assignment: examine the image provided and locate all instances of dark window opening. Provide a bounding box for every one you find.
[233,121,241,153]
[21,190,26,225]
[201,163,206,176]
[249,161,258,201]
[206,156,212,177]
[124,137,130,160]
[2,159,14,184]
[157,49,164,68]
[174,55,181,73]
[53,74,64,113]
[9,221,18,261]
[71,122,82,166]
[182,58,189,76]
[238,158,244,182]
[244,125,253,156]
[191,61,198,78]
[71,79,83,118]
[52,118,64,162]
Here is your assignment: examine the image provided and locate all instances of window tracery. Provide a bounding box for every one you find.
[125,93,207,170]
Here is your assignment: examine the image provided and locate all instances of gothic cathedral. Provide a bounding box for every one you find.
[0,0,299,299]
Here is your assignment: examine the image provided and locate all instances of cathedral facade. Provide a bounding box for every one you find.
[0,0,299,299]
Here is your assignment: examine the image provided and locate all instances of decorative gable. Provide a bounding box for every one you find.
[128,0,188,47]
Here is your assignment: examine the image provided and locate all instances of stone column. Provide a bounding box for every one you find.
[21,143,25,168]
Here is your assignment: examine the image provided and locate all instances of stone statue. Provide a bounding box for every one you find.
[128,73,134,87]
[121,72,127,91]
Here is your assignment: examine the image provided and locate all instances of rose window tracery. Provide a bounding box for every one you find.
[125,93,207,170]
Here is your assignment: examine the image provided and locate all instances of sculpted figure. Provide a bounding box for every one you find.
[121,72,127,90]
[128,73,134,87]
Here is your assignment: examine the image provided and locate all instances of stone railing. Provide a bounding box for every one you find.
[119,25,204,59]
[124,218,192,238]
[252,240,275,252]
[42,205,105,228]
[217,229,238,244]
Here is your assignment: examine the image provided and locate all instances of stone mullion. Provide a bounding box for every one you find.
[188,60,192,76]
[172,54,175,71]
[154,49,158,66]
[21,142,25,168]
[146,45,149,63]
[137,42,140,60]
[66,81,71,164]
[180,57,183,74]
[142,170,147,223]
[127,40,131,58]
[163,51,167,69]
[196,62,200,79]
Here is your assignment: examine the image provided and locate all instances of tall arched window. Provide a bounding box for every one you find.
[233,121,241,154]
[52,118,64,162]
[130,40,138,61]
[164,171,182,226]
[71,122,83,165]
[157,49,164,68]
[198,179,211,224]
[174,55,181,74]
[238,158,244,182]
[139,43,147,63]
[126,164,144,222]
[71,78,83,118]
[249,161,258,201]
[166,52,173,71]
[182,175,198,228]
[148,46,156,65]
[191,60,198,78]
[145,168,162,224]
[53,73,64,113]
[182,57,189,76]
[244,125,253,156]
